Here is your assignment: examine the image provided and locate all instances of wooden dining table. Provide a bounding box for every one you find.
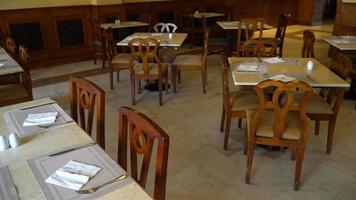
[217,21,274,30]
[0,98,152,200]
[323,36,356,51]
[116,32,188,47]
[100,21,149,30]
[228,57,350,88]
[193,12,225,19]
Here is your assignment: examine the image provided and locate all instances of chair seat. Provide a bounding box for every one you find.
[111,53,131,65]
[173,55,202,68]
[230,90,259,111]
[247,110,303,140]
[134,63,168,75]
[0,84,31,106]
[306,95,334,115]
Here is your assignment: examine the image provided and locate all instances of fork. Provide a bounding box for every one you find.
[76,174,128,194]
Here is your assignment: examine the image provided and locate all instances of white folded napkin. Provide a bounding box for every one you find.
[23,112,58,127]
[269,74,296,82]
[263,57,285,64]
[45,160,102,190]
[0,63,5,67]
[236,62,258,72]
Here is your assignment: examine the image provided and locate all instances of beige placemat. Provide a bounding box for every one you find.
[0,166,20,200]
[28,145,128,200]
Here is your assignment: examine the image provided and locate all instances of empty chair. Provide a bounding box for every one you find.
[306,53,352,153]
[69,76,106,149]
[246,80,314,190]
[128,38,169,106]
[220,55,258,150]
[153,22,178,63]
[262,14,290,57]
[89,18,106,68]
[302,30,315,58]
[236,18,264,56]
[0,45,33,106]
[172,28,209,93]
[241,39,277,57]
[104,28,131,89]
[153,23,178,33]
[5,37,16,56]
[118,106,169,200]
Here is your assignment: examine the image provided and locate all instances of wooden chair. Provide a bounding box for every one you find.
[153,22,178,63]
[172,28,209,93]
[0,27,5,47]
[104,28,131,89]
[220,55,259,150]
[246,80,314,190]
[128,38,169,106]
[89,18,105,68]
[241,39,277,57]
[302,30,315,58]
[118,106,169,200]
[69,76,106,149]
[5,37,16,56]
[138,14,151,32]
[236,18,264,56]
[262,14,290,57]
[180,11,196,48]
[306,53,352,153]
[0,45,33,106]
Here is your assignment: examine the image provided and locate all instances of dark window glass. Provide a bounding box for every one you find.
[56,19,84,47]
[10,22,44,51]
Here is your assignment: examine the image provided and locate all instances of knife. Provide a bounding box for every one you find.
[49,143,96,157]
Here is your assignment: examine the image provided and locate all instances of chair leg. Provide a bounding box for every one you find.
[244,124,248,155]
[172,66,177,93]
[165,73,169,95]
[291,148,296,161]
[246,136,255,184]
[294,144,306,191]
[223,112,232,150]
[178,69,181,84]
[94,56,97,65]
[117,70,120,82]
[220,105,226,132]
[137,80,141,94]
[326,117,337,154]
[102,57,105,68]
[201,68,206,93]
[131,78,136,105]
[238,118,242,128]
[109,67,114,90]
[159,78,163,106]
[315,120,320,135]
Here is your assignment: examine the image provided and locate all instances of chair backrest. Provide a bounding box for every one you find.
[0,27,5,47]
[302,30,315,58]
[128,38,163,76]
[18,45,33,97]
[118,106,169,200]
[242,39,277,57]
[329,53,352,79]
[89,18,102,42]
[220,55,232,110]
[153,23,178,33]
[5,37,16,56]
[251,80,314,139]
[236,18,259,55]
[70,76,106,149]
[275,14,290,44]
[103,28,115,61]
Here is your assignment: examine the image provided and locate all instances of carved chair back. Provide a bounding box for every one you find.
[18,45,33,97]
[236,18,260,55]
[118,106,169,200]
[103,28,116,61]
[242,39,277,57]
[70,76,106,149]
[154,23,178,33]
[128,38,162,76]
[251,80,314,139]
[5,37,16,56]
[302,30,315,58]
[89,18,102,42]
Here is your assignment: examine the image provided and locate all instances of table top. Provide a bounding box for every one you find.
[323,36,356,50]
[193,12,225,19]
[217,21,274,30]
[117,32,188,47]
[100,21,149,29]
[0,49,23,76]
[0,98,152,200]
[228,57,350,88]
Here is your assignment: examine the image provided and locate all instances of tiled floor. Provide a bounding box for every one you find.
[31,24,356,200]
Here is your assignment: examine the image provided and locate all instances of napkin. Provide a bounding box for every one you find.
[263,57,285,64]
[236,62,258,72]
[269,74,296,82]
[0,62,5,67]
[23,112,58,127]
[45,160,102,190]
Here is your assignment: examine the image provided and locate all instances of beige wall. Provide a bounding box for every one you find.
[0,0,170,10]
